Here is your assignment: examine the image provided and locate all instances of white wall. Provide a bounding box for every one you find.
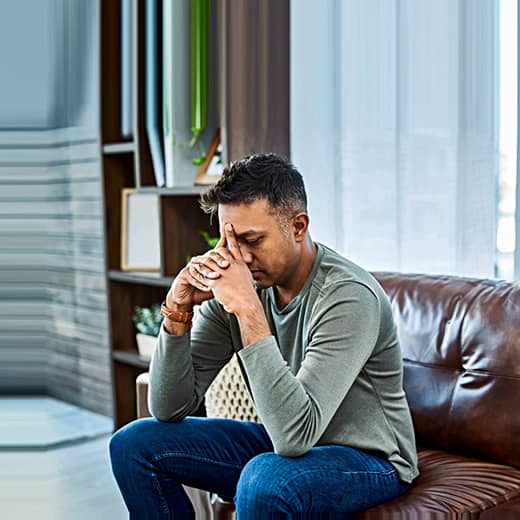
[0,1,112,415]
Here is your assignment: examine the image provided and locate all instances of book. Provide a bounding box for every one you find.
[120,0,133,138]
[145,0,165,186]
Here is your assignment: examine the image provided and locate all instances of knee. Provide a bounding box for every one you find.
[109,417,155,471]
[235,453,292,513]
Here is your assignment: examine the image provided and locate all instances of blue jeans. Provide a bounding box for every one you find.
[109,417,409,519]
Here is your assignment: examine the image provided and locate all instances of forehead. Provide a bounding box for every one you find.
[217,200,279,233]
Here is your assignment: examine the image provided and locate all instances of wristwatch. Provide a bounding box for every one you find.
[160,300,194,323]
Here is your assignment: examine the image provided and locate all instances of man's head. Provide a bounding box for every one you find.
[200,153,311,289]
[200,153,307,222]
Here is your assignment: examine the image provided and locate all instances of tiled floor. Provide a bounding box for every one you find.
[0,433,127,520]
[0,397,127,519]
[0,397,113,449]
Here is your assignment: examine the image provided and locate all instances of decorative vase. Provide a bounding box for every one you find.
[136,333,157,360]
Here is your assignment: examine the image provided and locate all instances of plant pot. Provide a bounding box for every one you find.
[136,333,157,360]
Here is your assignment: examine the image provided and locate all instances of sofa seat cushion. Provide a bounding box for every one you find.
[358,448,520,519]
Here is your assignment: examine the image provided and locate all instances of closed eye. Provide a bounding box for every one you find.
[243,238,261,246]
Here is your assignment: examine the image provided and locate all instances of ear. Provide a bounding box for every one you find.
[291,213,309,242]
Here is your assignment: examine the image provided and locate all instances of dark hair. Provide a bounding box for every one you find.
[200,153,307,220]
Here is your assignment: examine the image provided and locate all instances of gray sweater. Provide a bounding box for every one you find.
[149,243,419,484]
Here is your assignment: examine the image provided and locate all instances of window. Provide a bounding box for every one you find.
[496,0,517,279]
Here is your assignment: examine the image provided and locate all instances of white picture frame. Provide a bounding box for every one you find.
[121,189,161,271]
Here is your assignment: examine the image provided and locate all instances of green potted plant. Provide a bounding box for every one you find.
[132,303,163,359]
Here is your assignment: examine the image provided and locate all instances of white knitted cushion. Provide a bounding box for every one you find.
[205,354,260,423]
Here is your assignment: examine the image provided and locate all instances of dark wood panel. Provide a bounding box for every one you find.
[101,0,125,143]
[222,0,290,161]
[113,361,148,428]
[161,196,219,277]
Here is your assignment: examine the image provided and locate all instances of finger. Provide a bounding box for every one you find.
[192,249,231,267]
[191,259,222,279]
[224,223,244,261]
[189,265,217,290]
[189,264,212,282]
[202,255,226,274]
[186,267,211,291]
[192,251,229,270]
[210,248,232,266]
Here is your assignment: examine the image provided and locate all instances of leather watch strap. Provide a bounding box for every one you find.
[160,301,194,323]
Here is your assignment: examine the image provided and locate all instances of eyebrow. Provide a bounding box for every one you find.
[234,230,264,239]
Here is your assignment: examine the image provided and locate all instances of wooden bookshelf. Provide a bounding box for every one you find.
[100,0,217,429]
[100,0,290,429]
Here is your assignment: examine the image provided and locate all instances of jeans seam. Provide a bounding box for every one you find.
[279,467,396,489]
[151,472,171,518]
[277,467,398,512]
[336,469,396,477]
[151,450,242,471]
[279,467,397,498]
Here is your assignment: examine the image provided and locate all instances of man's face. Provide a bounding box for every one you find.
[218,199,299,289]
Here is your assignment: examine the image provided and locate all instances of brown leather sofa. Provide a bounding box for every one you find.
[136,272,520,518]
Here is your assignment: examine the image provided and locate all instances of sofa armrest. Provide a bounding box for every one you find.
[134,372,217,519]
[136,372,152,419]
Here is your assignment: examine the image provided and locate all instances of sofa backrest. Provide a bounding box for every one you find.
[373,272,520,469]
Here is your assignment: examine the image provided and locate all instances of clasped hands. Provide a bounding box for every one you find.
[185,223,256,315]
[167,222,270,345]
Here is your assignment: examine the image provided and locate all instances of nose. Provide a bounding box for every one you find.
[240,246,253,264]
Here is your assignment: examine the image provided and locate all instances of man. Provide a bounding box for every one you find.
[110,153,419,518]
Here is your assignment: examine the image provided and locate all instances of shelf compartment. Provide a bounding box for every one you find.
[109,279,167,357]
[109,270,172,288]
[102,153,136,271]
[101,0,135,143]
[160,195,219,277]
[113,349,150,369]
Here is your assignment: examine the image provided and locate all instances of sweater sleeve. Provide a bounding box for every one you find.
[148,298,234,422]
[238,282,380,457]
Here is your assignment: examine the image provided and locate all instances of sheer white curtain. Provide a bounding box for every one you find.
[292,0,499,277]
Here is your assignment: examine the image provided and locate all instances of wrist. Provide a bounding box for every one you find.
[232,287,263,318]
[165,293,194,313]
[235,301,271,347]
[161,300,194,322]
[234,299,263,320]
[162,318,191,336]
[167,302,194,313]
